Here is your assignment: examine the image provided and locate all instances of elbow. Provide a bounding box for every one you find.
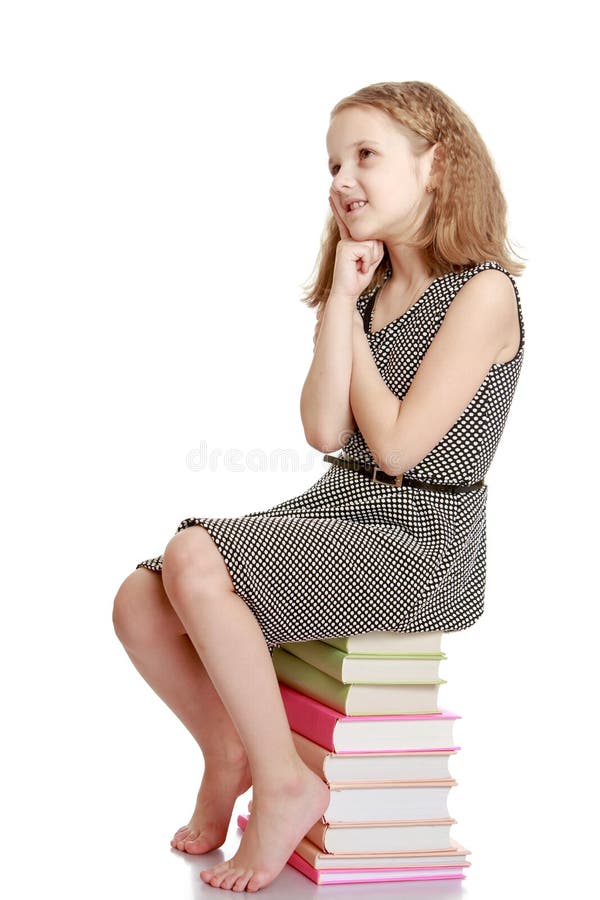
[303,426,344,454]
[301,398,356,454]
[300,406,330,452]
[371,409,421,477]
[373,437,412,479]
[302,413,353,453]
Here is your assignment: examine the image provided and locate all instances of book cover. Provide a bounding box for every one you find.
[279,638,446,683]
[323,781,456,822]
[292,832,471,871]
[273,647,443,715]
[278,682,459,752]
[322,630,443,654]
[291,730,457,783]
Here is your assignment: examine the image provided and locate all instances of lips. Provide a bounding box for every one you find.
[347,200,368,214]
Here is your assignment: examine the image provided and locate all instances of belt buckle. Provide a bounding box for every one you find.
[371,465,403,488]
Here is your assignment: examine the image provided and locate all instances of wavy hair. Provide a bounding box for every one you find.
[301,81,527,309]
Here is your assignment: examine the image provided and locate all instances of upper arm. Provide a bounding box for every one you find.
[382,269,518,474]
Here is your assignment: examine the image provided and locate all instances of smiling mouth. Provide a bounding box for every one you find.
[347,201,368,214]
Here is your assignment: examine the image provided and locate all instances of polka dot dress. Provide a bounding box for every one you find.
[136,260,525,653]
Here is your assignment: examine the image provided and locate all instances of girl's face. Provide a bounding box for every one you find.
[326,105,436,243]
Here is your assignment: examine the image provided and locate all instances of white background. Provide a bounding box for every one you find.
[1,1,598,897]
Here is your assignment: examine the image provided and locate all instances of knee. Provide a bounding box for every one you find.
[112,568,166,649]
[161,527,213,600]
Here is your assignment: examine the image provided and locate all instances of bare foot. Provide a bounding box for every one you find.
[199,765,330,892]
[171,758,253,854]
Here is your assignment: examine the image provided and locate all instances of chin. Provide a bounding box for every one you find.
[350,223,385,242]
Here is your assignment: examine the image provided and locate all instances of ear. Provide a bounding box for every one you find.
[425,141,444,190]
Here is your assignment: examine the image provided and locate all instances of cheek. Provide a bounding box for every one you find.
[387,180,420,211]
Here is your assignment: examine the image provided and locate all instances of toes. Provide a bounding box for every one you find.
[184,839,212,854]
[183,832,205,852]
[247,872,266,892]
[174,830,200,853]
[232,870,253,891]
[200,861,229,885]
[220,869,243,890]
[183,838,204,850]
[171,825,192,845]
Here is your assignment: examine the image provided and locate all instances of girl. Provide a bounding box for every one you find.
[112,80,526,892]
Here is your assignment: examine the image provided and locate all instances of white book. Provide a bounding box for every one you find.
[292,731,457,783]
[325,781,455,822]
[307,818,457,854]
[322,630,443,655]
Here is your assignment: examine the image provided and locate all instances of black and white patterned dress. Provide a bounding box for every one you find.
[136,260,525,653]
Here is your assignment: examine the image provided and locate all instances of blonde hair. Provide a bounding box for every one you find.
[301,80,527,309]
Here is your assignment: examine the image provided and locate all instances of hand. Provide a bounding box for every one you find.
[328,191,385,301]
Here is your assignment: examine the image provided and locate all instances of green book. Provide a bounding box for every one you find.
[279,639,445,684]
[272,647,443,716]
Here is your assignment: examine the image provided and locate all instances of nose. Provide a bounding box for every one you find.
[331,166,357,195]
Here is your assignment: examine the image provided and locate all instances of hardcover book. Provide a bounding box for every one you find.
[278,682,459,752]
[273,647,443,715]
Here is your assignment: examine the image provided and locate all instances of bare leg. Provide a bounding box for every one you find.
[161,526,330,893]
[112,567,252,853]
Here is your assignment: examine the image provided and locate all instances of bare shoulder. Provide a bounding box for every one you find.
[453,268,521,364]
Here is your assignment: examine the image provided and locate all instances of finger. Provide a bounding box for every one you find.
[370,239,385,269]
[330,193,351,240]
[329,193,351,241]
[365,241,383,273]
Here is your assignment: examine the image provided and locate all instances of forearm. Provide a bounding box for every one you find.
[300,292,356,449]
[350,319,404,474]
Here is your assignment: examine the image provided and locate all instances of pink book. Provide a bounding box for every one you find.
[236,814,468,885]
[279,682,460,753]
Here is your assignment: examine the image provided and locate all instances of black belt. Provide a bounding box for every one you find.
[323,454,485,494]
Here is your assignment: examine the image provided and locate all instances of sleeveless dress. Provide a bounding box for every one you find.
[136,260,525,654]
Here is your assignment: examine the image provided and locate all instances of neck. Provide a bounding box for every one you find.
[384,245,431,294]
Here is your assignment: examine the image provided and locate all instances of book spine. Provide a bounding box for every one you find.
[281,640,445,683]
[279,682,339,750]
[272,647,350,714]
[281,639,345,680]
[291,731,328,780]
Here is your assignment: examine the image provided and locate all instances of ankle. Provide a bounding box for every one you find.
[203,746,249,771]
[253,757,312,795]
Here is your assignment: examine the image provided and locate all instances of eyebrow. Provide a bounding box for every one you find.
[327,140,382,166]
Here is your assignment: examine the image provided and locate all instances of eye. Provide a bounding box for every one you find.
[329,147,375,176]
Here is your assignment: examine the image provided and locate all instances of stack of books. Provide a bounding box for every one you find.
[237,630,471,885]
